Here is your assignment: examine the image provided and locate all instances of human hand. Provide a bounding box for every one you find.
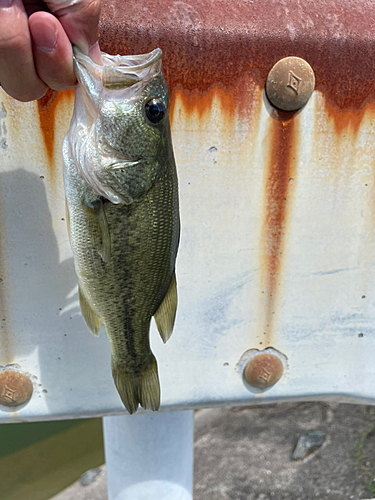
[0,0,101,102]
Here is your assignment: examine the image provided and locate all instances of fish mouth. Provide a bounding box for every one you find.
[101,50,162,71]
[73,47,162,90]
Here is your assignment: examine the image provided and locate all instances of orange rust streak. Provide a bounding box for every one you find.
[323,98,371,136]
[260,113,296,346]
[170,76,257,124]
[37,89,74,165]
[37,89,59,163]
[170,87,236,124]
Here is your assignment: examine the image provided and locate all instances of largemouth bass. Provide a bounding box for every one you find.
[63,48,180,414]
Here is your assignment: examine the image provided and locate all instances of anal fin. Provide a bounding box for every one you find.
[79,286,101,337]
[154,271,178,343]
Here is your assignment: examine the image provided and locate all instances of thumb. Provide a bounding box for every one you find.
[44,0,101,63]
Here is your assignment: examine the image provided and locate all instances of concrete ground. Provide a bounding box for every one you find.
[50,403,375,500]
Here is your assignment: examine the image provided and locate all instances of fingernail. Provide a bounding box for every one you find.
[33,23,57,53]
[0,0,13,8]
[89,42,102,65]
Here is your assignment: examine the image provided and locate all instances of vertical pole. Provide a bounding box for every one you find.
[103,410,194,500]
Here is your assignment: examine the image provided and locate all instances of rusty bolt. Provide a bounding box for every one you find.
[266,56,315,111]
[243,353,283,390]
[0,370,33,407]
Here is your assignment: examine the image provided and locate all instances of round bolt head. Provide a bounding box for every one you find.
[0,370,33,407]
[266,56,315,111]
[243,353,283,390]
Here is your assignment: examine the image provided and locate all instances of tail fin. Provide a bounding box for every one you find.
[111,355,161,414]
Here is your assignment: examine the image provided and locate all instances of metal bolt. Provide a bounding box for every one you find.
[243,353,283,390]
[0,369,33,407]
[266,56,315,111]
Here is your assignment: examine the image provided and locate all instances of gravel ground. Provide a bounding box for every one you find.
[50,403,375,500]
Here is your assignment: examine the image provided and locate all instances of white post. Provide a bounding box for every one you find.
[103,410,194,500]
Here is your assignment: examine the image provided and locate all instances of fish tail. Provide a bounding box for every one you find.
[111,355,161,414]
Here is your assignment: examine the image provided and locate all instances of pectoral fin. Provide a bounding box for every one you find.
[154,272,178,343]
[79,286,101,337]
[84,198,111,263]
[95,199,111,263]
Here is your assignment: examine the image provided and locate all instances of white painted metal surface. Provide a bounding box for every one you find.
[0,83,375,422]
[103,411,193,500]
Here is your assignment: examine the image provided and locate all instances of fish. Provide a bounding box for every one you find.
[63,47,180,414]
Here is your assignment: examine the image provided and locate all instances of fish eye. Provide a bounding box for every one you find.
[144,98,165,125]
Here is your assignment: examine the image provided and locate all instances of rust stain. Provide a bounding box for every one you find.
[170,75,257,125]
[259,111,298,346]
[37,89,59,164]
[37,89,73,165]
[37,89,74,198]
[171,87,233,125]
[99,0,375,116]
[323,98,375,137]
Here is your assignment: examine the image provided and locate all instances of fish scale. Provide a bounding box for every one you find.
[63,48,180,414]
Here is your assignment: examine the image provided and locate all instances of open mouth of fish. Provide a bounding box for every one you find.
[73,46,163,90]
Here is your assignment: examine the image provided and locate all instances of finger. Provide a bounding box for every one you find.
[29,12,76,90]
[45,0,101,63]
[0,0,47,101]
